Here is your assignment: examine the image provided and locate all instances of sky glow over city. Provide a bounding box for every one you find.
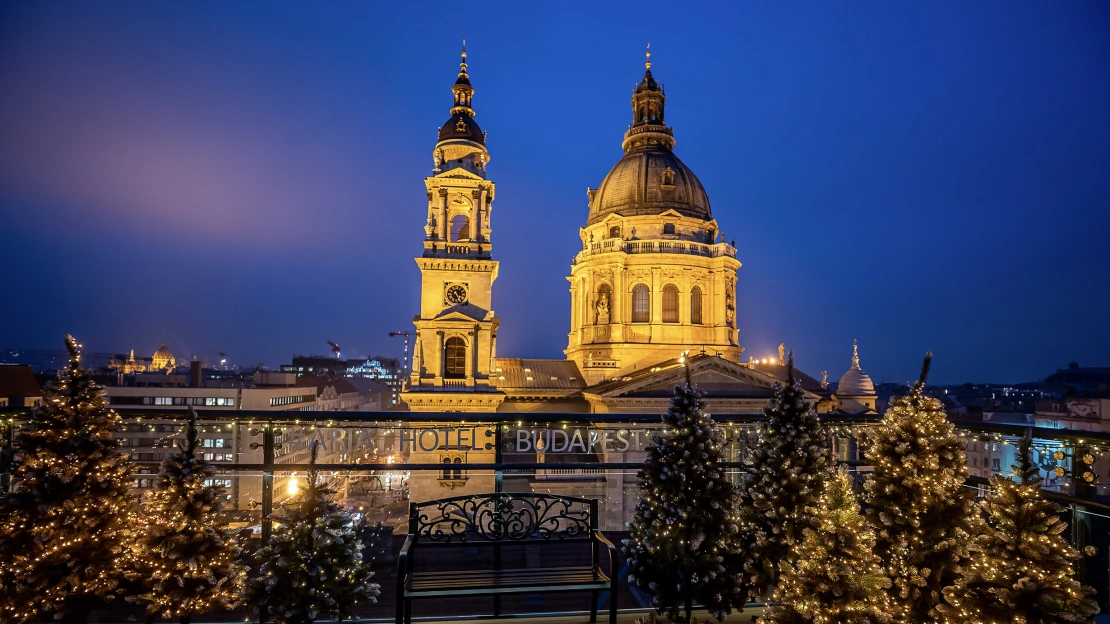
[1,2,1107,384]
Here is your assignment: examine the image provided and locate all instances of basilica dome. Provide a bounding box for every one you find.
[586,51,712,227]
[587,148,711,226]
[837,341,875,396]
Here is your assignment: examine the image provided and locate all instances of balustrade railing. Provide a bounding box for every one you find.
[579,238,737,263]
[2,408,1107,621]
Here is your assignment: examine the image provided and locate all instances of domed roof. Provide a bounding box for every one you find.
[586,53,712,227]
[837,341,875,396]
[436,45,485,148]
[587,148,711,226]
[151,342,175,369]
[438,112,484,145]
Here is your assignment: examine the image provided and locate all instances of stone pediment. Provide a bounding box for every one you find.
[432,305,489,322]
[589,355,818,401]
[434,167,484,181]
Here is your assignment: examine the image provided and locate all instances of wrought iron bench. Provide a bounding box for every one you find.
[396,492,617,624]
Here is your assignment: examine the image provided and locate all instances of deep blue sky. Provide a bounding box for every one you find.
[1,2,1107,385]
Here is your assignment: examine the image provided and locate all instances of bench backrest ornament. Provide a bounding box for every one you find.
[411,493,593,543]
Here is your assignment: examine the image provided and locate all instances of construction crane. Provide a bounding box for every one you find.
[388,331,415,377]
[327,341,341,359]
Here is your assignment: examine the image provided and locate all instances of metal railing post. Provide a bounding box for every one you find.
[494,422,503,494]
[261,422,275,543]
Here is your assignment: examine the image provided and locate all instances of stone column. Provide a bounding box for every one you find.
[436,331,445,379]
[651,268,661,324]
[465,330,475,380]
[439,188,449,242]
[613,264,625,341]
[473,188,484,243]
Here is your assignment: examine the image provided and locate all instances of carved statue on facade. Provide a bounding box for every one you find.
[725,288,735,326]
[778,343,785,364]
[595,291,611,324]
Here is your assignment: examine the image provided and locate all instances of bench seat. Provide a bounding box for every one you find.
[407,566,612,597]
[397,493,617,624]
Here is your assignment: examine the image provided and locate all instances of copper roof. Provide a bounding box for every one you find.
[492,359,586,391]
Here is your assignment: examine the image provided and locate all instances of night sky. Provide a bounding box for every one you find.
[1,2,1107,385]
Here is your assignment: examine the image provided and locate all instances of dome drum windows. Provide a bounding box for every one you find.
[631,284,651,323]
[690,286,703,325]
[662,284,679,323]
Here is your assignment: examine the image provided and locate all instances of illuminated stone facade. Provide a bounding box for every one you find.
[400,49,874,421]
[403,46,503,415]
[565,52,742,383]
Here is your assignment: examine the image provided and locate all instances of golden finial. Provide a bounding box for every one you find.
[460,38,468,75]
[645,42,651,70]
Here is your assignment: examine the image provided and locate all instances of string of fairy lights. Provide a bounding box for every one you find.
[6,414,1109,505]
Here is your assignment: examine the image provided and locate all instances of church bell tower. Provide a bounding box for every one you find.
[402,45,503,412]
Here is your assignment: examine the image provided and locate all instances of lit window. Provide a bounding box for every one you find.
[662,284,679,323]
[632,284,650,323]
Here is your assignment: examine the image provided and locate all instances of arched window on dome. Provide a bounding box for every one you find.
[690,286,703,325]
[632,284,650,323]
[450,215,470,242]
[662,284,679,323]
[444,337,466,378]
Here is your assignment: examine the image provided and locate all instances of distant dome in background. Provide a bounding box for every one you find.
[837,340,875,396]
[151,342,175,370]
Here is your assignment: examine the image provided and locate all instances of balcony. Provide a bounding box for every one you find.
[574,239,737,264]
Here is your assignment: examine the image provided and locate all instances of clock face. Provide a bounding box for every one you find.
[445,284,468,305]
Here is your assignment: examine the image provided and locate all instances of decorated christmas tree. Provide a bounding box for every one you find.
[736,353,835,594]
[0,334,137,624]
[248,441,379,624]
[762,466,894,624]
[938,429,1098,623]
[130,407,246,624]
[862,353,977,623]
[623,359,746,623]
